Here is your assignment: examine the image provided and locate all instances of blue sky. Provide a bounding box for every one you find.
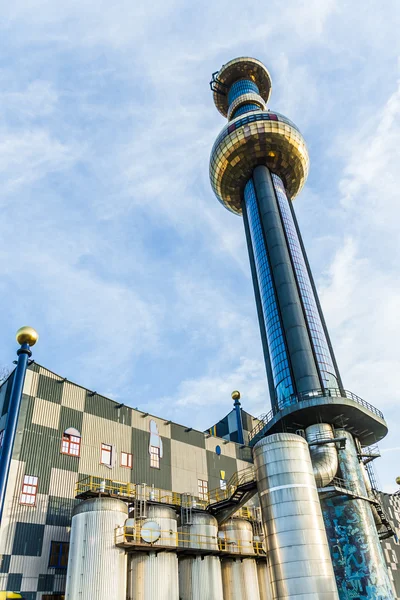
[1,0,400,491]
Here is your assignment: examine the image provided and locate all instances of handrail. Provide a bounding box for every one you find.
[248,388,385,442]
[114,526,265,555]
[207,466,255,505]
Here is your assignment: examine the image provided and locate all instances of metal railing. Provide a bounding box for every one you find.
[115,526,265,555]
[75,476,208,510]
[207,466,255,505]
[249,388,384,443]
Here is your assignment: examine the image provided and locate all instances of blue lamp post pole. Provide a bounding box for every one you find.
[231,390,244,445]
[0,327,38,522]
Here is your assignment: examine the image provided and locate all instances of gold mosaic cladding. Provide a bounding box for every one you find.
[213,57,272,117]
[210,120,309,215]
[227,93,265,120]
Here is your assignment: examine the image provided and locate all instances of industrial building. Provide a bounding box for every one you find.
[0,56,399,599]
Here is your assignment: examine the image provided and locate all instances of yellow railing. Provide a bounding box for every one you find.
[207,466,256,505]
[75,475,208,509]
[114,526,265,555]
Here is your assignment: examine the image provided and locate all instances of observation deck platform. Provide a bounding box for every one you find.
[248,388,387,447]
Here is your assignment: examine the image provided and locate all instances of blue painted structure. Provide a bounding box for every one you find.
[0,342,32,522]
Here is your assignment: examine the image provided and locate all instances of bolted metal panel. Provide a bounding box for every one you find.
[257,560,273,600]
[127,551,179,600]
[65,497,128,600]
[219,518,255,556]
[253,433,339,599]
[321,430,395,599]
[179,512,219,551]
[179,555,223,600]
[305,423,338,487]
[221,558,260,600]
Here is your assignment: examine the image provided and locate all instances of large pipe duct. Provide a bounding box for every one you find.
[253,433,339,599]
[321,430,395,599]
[305,423,338,487]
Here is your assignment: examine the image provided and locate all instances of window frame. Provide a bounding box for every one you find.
[20,474,38,506]
[61,433,81,457]
[101,443,112,466]
[48,540,69,569]
[121,451,133,469]
[198,479,208,501]
[150,445,160,469]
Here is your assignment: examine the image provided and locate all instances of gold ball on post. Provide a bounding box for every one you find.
[231,390,241,401]
[396,476,400,486]
[16,326,39,347]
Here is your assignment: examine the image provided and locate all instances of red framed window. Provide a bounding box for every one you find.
[20,475,38,505]
[101,443,112,466]
[150,446,160,469]
[198,479,208,501]
[121,452,133,468]
[61,432,81,457]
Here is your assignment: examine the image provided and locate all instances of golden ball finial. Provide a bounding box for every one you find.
[396,476,400,486]
[231,390,241,401]
[16,326,39,347]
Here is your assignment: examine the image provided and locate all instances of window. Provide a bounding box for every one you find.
[121,452,132,468]
[101,443,112,466]
[49,541,69,569]
[61,429,81,457]
[20,475,38,505]
[0,429,4,448]
[198,479,208,501]
[150,446,160,469]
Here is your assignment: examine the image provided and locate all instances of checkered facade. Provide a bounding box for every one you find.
[377,491,400,598]
[0,363,253,598]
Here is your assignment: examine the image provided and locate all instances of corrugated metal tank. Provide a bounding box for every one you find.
[219,518,254,555]
[257,560,273,600]
[65,497,128,600]
[253,433,339,599]
[178,513,223,600]
[127,552,179,600]
[128,505,179,600]
[220,518,260,600]
[221,557,260,600]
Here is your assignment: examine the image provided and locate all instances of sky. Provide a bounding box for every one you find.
[0,0,400,492]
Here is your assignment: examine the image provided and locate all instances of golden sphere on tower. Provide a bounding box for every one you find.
[16,326,39,347]
[396,476,400,486]
[231,390,241,401]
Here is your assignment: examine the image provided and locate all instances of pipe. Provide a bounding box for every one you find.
[305,423,338,488]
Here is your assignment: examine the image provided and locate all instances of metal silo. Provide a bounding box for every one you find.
[127,505,179,600]
[257,559,273,600]
[65,497,128,600]
[178,513,223,600]
[220,518,261,600]
[253,433,339,599]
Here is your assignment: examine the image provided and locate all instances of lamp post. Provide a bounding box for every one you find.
[0,327,38,522]
[231,390,244,445]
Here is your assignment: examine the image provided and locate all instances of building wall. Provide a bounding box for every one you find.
[0,363,252,598]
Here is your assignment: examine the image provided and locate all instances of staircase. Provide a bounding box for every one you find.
[207,466,257,524]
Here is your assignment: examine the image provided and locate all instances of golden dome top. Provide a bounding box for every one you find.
[16,326,39,347]
[231,390,241,401]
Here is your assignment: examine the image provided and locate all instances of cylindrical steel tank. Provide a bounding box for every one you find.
[219,518,255,555]
[257,560,273,600]
[305,423,338,487]
[128,505,179,600]
[65,497,128,600]
[178,513,223,600]
[321,430,395,599]
[253,433,339,599]
[220,518,260,600]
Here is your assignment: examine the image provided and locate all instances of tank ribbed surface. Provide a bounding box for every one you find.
[179,512,219,550]
[65,498,128,600]
[179,555,223,600]
[219,518,255,555]
[253,433,339,599]
[221,558,260,600]
[134,504,177,547]
[257,560,273,600]
[128,551,179,600]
